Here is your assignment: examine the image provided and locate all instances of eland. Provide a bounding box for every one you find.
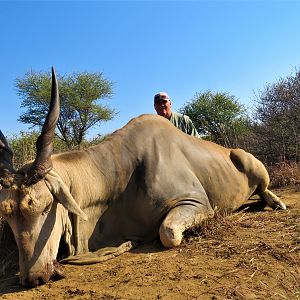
[0,68,286,287]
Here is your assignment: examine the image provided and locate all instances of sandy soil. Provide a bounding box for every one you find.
[0,188,299,300]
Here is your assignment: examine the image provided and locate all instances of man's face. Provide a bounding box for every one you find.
[154,99,172,119]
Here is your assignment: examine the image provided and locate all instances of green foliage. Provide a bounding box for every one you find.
[8,131,104,169]
[8,131,69,169]
[15,70,117,148]
[79,134,106,148]
[8,131,38,169]
[7,131,107,169]
[181,91,250,148]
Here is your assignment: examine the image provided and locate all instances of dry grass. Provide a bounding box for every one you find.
[268,161,300,188]
[184,210,236,242]
[183,198,300,299]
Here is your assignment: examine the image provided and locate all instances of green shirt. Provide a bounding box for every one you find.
[169,112,200,138]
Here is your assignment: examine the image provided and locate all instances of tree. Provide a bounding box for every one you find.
[16,70,117,148]
[181,91,250,148]
[254,68,300,164]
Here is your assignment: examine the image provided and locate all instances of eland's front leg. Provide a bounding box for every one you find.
[159,201,214,248]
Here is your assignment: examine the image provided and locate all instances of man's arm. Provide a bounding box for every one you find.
[185,116,201,138]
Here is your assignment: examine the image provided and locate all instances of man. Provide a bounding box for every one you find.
[154,92,200,138]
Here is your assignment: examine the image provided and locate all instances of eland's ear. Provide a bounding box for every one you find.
[45,170,87,221]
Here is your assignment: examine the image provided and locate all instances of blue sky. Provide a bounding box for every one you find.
[1,0,300,138]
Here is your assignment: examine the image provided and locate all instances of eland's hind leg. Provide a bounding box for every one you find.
[259,189,286,210]
[230,148,286,210]
[255,171,286,210]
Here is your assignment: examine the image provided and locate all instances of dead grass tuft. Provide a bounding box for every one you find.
[184,211,236,242]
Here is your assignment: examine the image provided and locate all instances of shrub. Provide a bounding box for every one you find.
[268,161,300,188]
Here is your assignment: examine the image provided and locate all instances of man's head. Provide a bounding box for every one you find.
[154,92,172,119]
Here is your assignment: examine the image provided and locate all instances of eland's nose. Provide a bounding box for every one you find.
[21,272,50,287]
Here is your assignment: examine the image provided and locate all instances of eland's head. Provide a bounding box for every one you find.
[0,68,87,287]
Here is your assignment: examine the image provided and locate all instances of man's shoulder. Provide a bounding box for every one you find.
[171,111,182,118]
[172,112,191,122]
[172,111,189,119]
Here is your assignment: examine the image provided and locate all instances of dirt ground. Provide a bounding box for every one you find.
[0,188,299,300]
